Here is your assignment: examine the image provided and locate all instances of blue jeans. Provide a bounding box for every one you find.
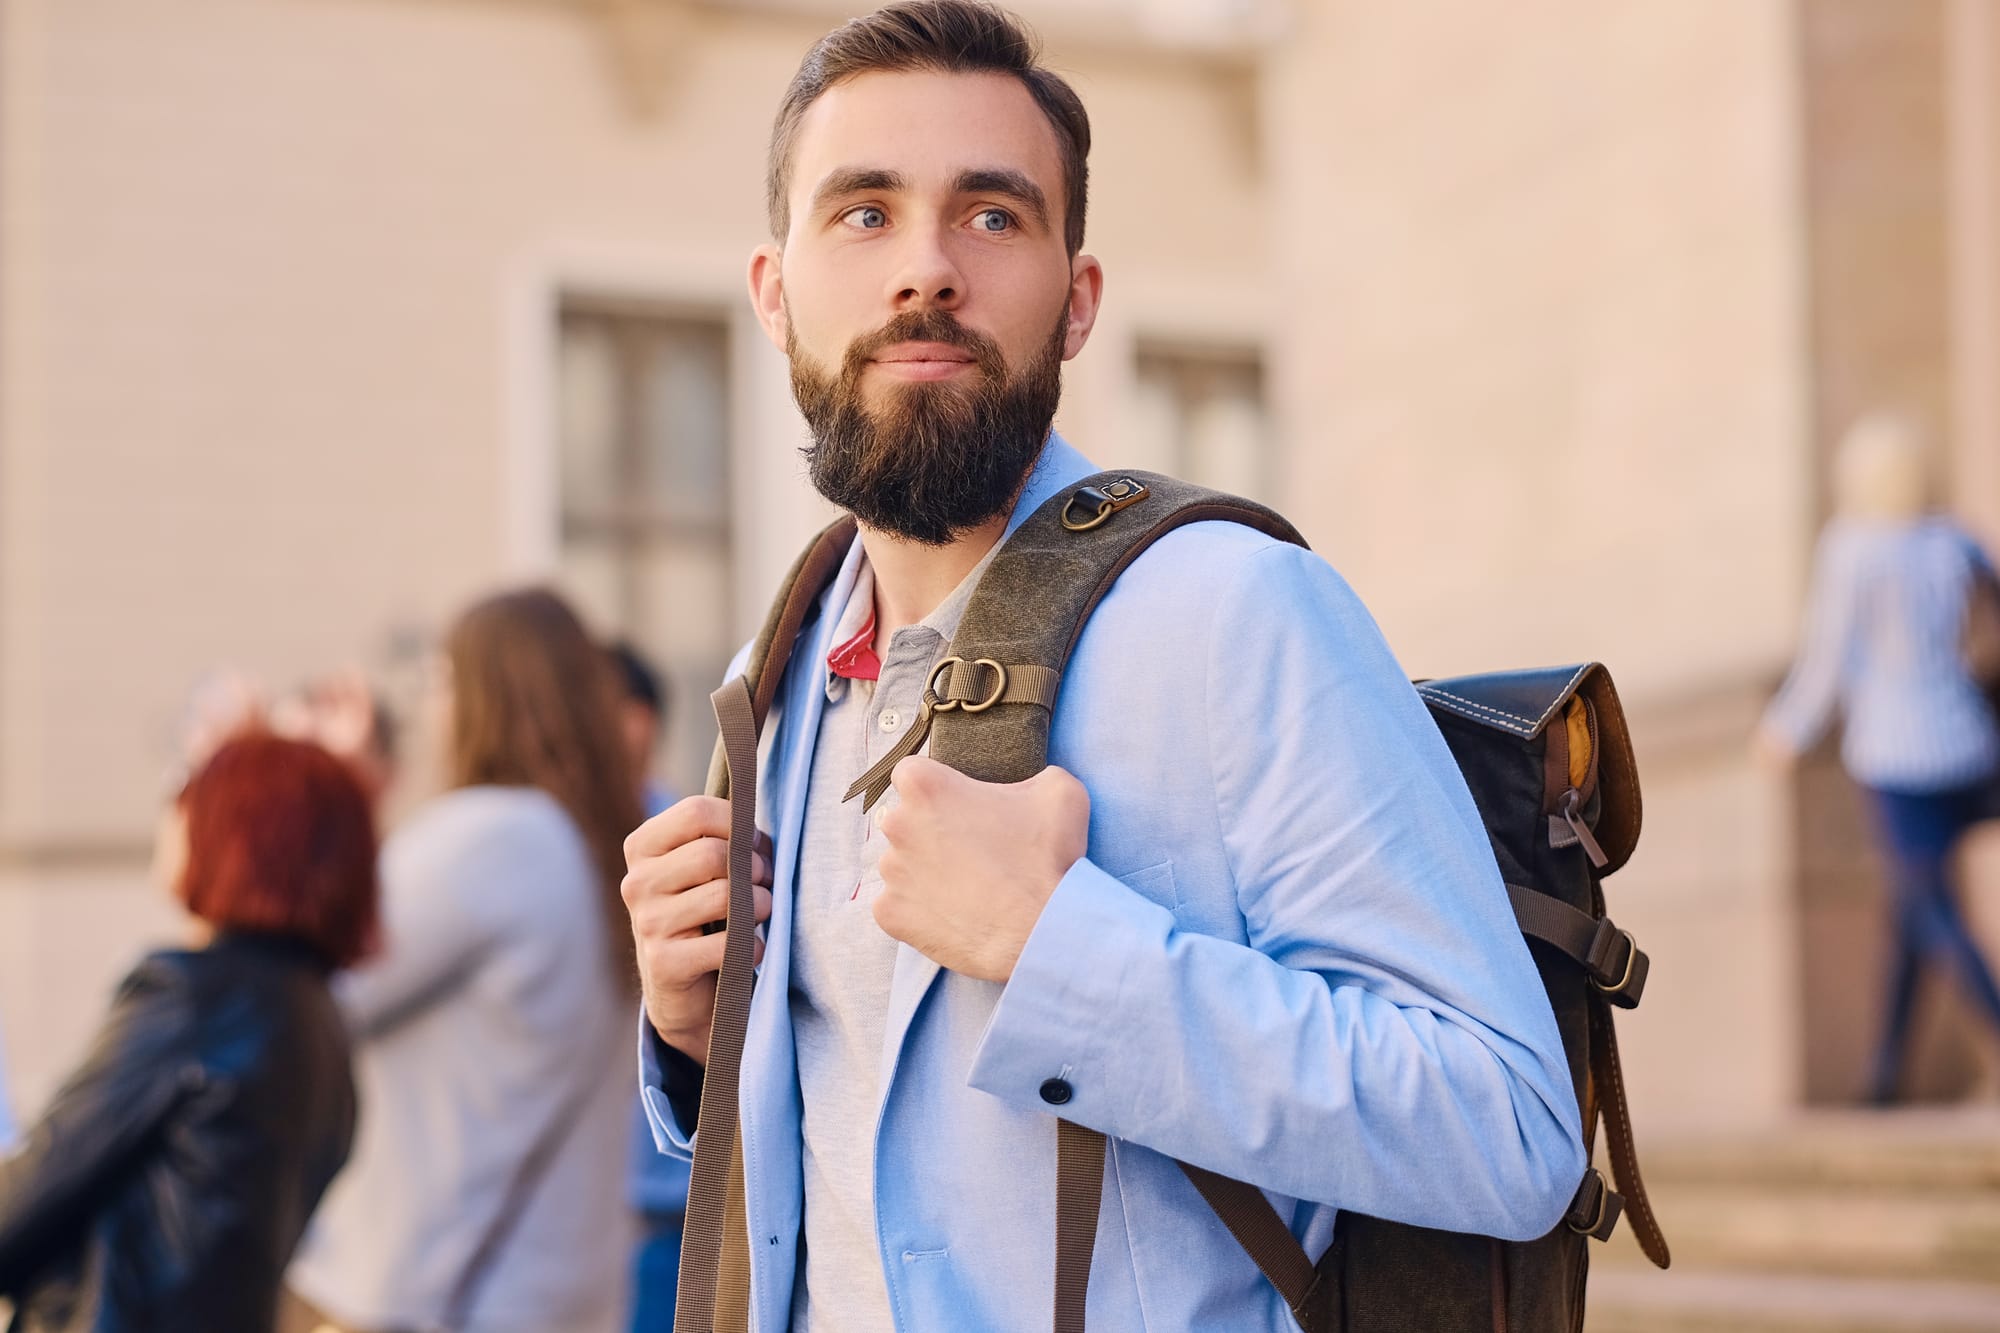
[1866,781,2000,1100]
[628,1213,682,1333]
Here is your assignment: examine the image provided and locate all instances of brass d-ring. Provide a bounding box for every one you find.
[927,656,966,711]
[958,659,1008,713]
[1060,478,1150,532]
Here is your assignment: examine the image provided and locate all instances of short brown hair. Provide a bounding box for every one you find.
[179,734,380,968]
[767,1,1091,254]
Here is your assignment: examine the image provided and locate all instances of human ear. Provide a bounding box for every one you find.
[747,243,789,353]
[1061,253,1104,361]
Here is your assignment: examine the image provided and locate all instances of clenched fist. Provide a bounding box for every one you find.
[873,757,1089,982]
[622,795,774,1064]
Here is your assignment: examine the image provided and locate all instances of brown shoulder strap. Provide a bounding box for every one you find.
[672,678,760,1333]
[675,518,854,1333]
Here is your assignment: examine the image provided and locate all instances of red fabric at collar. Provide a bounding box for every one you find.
[826,601,881,681]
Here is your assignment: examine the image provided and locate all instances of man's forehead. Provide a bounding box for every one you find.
[790,69,1065,202]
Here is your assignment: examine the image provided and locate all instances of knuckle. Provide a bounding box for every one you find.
[891,755,934,796]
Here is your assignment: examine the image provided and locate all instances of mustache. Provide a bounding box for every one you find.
[841,309,1008,381]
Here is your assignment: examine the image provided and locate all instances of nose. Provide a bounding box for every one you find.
[886,225,965,313]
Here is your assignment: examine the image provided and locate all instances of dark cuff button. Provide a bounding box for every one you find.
[1039,1077,1073,1106]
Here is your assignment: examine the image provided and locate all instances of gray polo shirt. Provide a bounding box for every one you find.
[787,547,993,1332]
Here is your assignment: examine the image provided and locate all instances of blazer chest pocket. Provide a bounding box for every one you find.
[1114,860,1179,915]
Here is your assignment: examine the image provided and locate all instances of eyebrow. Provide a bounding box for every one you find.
[953,168,1049,230]
[809,167,908,217]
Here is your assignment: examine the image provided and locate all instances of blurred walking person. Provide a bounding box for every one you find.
[0,734,377,1331]
[1757,412,2000,1102]
[605,642,688,1333]
[0,1025,15,1152]
[286,589,642,1333]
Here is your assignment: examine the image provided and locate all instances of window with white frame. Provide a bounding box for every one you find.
[1132,344,1269,499]
[556,300,732,796]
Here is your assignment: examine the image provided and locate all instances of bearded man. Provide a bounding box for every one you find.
[620,4,1585,1329]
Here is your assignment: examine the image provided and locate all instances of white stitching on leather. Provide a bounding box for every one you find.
[1530,664,1594,734]
[1418,687,1536,733]
[1420,664,1597,738]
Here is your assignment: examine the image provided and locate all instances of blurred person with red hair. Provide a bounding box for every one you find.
[0,734,378,1331]
[284,589,642,1333]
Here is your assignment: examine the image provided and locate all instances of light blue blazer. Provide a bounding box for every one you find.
[642,437,1586,1331]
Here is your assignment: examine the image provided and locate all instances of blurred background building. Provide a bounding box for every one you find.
[3,0,2000,1327]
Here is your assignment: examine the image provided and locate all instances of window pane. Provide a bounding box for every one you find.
[637,323,729,526]
[556,302,735,800]
[1136,346,1269,500]
[558,316,622,520]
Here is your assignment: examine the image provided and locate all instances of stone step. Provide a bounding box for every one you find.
[1592,1177,2000,1286]
[1634,1109,2000,1194]
[1587,1107,2000,1285]
[1586,1267,2000,1333]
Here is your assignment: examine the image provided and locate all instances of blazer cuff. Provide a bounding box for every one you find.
[965,857,1173,1126]
[637,1008,703,1159]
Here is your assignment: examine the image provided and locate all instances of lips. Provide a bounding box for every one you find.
[871,341,976,365]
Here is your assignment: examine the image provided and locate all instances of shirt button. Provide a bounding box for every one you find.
[1039,1077,1073,1106]
[879,708,902,732]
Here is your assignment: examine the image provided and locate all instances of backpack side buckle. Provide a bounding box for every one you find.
[1586,919,1649,1009]
[1565,1167,1625,1242]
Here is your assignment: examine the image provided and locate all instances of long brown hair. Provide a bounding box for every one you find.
[443,588,641,989]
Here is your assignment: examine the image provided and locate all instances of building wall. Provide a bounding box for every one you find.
[1261,0,1815,1133]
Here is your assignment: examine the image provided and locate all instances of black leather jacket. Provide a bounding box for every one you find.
[0,933,356,1332]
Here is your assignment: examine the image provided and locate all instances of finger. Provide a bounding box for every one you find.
[625,795,734,864]
[646,915,771,980]
[632,879,773,941]
[623,836,772,906]
[889,754,958,800]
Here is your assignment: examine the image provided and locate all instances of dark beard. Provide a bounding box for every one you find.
[790,306,1066,546]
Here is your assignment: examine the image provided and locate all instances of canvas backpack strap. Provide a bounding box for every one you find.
[675,516,855,1333]
[1505,885,1649,1009]
[921,471,1306,1332]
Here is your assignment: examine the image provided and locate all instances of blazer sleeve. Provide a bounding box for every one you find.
[0,958,199,1287]
[968,540,1587,1241]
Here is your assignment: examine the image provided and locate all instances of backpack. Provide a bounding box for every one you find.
[675,471,1671,1333]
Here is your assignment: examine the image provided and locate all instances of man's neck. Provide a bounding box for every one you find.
[860,513,1009,650]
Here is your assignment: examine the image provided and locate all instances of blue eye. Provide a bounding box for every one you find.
[843,206,887,230]
[973,209,1014,233]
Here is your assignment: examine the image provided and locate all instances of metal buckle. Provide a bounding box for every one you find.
[926,657,1007,713]
[1566,1170,1607,1236]
[927,656,966,712]
[1590,927,1639,997]
[1060,478,1150,531]
[957,659,1008,713]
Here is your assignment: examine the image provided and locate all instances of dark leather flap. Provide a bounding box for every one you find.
[1417,663,1643,875]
